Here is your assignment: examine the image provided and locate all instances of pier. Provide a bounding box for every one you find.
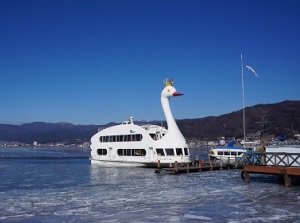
[242,152,300,187]
[155,157,244,174]
[155,152,300,187]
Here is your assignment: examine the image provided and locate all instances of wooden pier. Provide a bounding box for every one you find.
[155,158,244,174]
[155,152,300,187]
[242,152,300,187]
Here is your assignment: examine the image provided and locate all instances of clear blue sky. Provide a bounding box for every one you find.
[1,0,299,125]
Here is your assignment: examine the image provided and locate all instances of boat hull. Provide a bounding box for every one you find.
[90,156,192,168]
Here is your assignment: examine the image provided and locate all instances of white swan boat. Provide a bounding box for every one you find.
[90,78,191,167]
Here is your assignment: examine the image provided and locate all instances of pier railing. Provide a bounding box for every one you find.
[245,152,300,167]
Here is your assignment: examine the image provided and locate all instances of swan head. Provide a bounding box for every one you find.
[161,78,184,99]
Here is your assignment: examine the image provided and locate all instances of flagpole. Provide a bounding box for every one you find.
[241,54,246,147]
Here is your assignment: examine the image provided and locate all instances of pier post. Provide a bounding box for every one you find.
[227,157,230,169]
[186,163,189,173]
[234,157,238,169]
[157,160,161,169]
[209,160,213,171]
[244,171,250,183]
[220,157,223,170]
[198,160,202,171]
[284,172,291,187]
[175,161,178,173]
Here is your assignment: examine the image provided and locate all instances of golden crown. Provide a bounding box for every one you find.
[163,78,174,86]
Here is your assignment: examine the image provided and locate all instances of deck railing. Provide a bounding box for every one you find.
[245,152,300,167]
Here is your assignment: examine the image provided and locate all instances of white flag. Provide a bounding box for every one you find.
[245,65,258,77]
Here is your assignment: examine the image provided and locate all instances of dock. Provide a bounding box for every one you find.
[155,152,300,187]
[155,158,244,174]
[241,152,300,187]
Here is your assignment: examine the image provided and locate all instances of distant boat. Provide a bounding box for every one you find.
[209,140,246,163]
[90,78,191,167]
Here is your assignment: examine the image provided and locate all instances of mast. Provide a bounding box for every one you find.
[241,54,246,147]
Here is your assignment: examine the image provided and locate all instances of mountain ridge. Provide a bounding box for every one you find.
[1,100,299,144]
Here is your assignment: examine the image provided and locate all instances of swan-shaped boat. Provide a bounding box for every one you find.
[90,78,191,167]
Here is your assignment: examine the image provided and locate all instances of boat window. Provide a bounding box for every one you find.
[99,136,109,142]
[125,149,131,156]
[224,151,230,156]
[97,149,107,155]
[218,151,223,155]
[176,148,183,156]
[165,148,175,156]
[238,152,244,156]
[132,134,136,141]
[111,135,116,142]
[184,147,189,155]
[149,134,156,140]
[124,135,129,141]
[117,149,146,156]
[136,134,143,141]
[156,148,165,156]
[99,134,143,143]
[133,149,146,156]
[231,151,237,156]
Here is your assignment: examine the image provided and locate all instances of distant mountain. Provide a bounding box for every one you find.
[0,100,299,144]
[176,100,300,140]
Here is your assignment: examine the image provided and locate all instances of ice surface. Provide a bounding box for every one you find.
[0,147,300,222]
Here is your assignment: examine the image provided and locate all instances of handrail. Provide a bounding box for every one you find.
[245,152,300,167]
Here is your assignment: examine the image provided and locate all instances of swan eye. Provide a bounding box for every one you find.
[167,89,170,92]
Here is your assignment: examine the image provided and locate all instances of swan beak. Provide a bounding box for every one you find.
[173,91,184,97]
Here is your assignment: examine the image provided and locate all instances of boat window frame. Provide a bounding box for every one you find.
[155,148,165,156]
[231,151,237,156]
[97,148,107,156]
[165,148,175,156]
[99,134,143,143]
[176,148,183,156]
[116,149,147,157]
[184,147,189,155]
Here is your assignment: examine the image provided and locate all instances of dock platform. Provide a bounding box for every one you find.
[155,159,244,174]
[242,152,300,187]
[155,152,300,187]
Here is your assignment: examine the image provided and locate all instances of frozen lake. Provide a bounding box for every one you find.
[0,147,300,222]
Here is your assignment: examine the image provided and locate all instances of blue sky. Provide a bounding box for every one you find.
[1,0,299,125]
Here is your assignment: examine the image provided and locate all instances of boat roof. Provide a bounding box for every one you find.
[211,146,246,151]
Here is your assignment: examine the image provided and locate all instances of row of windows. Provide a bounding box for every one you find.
[118,149,146,156]
[97,148,146,156]
[156,148,189,156]
[96,147,189,157]
[100,134,143,142]
[214,151,244,156]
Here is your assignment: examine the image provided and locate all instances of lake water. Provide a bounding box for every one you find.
[0,147,300,223]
